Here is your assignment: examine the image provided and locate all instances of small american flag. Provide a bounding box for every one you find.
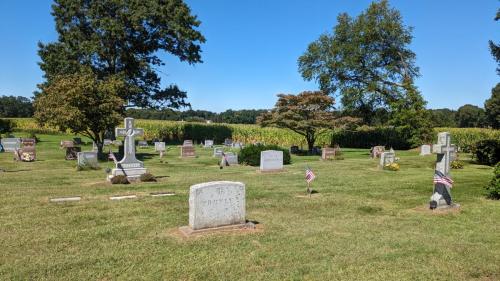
[433,170,453,188]
[305,167,316,183]
[109,151,118,164]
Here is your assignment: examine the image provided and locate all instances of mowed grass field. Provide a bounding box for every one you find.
[0,133,498,280]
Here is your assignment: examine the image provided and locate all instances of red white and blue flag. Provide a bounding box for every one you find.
[433,170,453,188]
[305,167,316,183]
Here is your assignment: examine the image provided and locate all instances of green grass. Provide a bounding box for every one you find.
[0,133,499,280]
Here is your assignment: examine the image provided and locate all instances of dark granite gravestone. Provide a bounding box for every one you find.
[66,147,81,160]
[290,146,300,154]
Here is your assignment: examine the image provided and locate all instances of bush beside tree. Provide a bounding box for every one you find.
[239,144,291,166]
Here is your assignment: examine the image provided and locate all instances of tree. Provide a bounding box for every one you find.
[0,96,33,117]
[456,104,486,128]
[257,91,358,152]
[34,72,125,157]
[35,0,205,152]
[489,9,500,75]
[298,0,431,146]
[485,83,500,129]
[428,108,458,128]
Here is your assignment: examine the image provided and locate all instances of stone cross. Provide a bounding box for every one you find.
[115,118,144,168]
[432,132,456,176]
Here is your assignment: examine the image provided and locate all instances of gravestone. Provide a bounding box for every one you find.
[15,146,36,162]
[182,181,246,232]
[321,147,336,160]
[21,138,36,146]
[290,146,300,154]
[66,147,81,160]
[213,147,224,157]
[154,142,165,152]
[224,138,233,147]
[430,132,458,209]
[204,140,214,148]
[183,140,193,147]
[109,118,147,180]
[420,144,432,156]
[1,138,20,152]
[181,146,196,157]
[371,146,385,158]
[73,137,82,145]
[77,151,98,168]
[60,140,74,148]
[379,151,396,168]
[138,140,148,148]
[260,150,283,172]
[225,152,238,165]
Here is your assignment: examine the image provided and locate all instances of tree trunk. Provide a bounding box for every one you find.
[306,132,315,154]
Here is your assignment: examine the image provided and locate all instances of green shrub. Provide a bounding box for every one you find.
[239,144,291,166]
[110,175,129,184]
[474,139,500,166]
[485,163,500,199]
[140,173,157,182]
[0,119,14,136]
[451,160,464,169]
[332,126,411,149]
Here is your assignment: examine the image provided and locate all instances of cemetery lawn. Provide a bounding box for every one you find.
[1,134,499,281]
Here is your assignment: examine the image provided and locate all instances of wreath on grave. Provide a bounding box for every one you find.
[384,163,400,171]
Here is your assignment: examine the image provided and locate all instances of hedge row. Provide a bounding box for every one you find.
[5,118,499,150]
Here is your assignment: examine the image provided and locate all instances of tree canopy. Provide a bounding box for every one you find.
[0,96,33,117]
[455,104,486,128]
[258,91,358,151]
[37,0,205,109]
[485,84,500,129]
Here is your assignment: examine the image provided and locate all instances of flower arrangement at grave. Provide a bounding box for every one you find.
[384,163,400,171]
[451,160,464,169]
[20,152,35,162]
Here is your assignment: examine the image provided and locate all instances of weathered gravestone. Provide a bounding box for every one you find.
[154,142,165,152]
[15,146,36,162]
[371,146,385,158]
[204,140,214,148]
[224,138,233,147]
[138,140,148,148]
[66,147,81,160]
[181,145,196,157]
[183,140,193,147]
[179,181,246,235]
[21,138,36,146]
[430,132,459,209]
[260,150,283,172]
[420,144,432,156]
[60,140,74,148]
[321,147,336,160]
[109,118,147,180]
[232,142,243,149]
[77,151,99,168]
[379,151,396,168]
[213,147,224,157]
[225,152,238,165]
[1,138,20,152]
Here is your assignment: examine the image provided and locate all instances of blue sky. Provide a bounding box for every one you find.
[0,0,498,112]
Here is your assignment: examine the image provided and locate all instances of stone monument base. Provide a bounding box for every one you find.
[178,222,256,237]
[257,169,285,173]
[108,167,147,181]
[432,202,461,210]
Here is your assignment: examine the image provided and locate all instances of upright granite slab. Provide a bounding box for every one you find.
[179,181,246,236]
[181,146,196,157]
[77,151,98,168]
[260,150,283,172]
[204,140,214,148]
[321,147,336,160]
[1,138,20,152]
[379,151,395,168]
[109,118,147,180]
[420,144,432,156]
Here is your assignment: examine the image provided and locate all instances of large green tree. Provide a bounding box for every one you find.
[258,91,358,152]
[0,96,33,117]
[455,104,486,128]
[35,0,205,153]
[485,83,500,129]
[298,0,432,145]
[489,9,500,75]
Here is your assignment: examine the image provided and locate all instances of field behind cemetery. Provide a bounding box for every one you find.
[0,133,499,280]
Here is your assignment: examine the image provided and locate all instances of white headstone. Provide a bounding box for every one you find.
[225,152,238,165]
[138,140,148,148]
[110,118,147,180]
[420,144,432,156]
[188,181,246,230]
[77,151,98,167]
[213,147,224,157]
[380,151,396,167]
[260,150,283,171]
[204,140,214,148]
[1,138,21,152]
[154,142,166,152]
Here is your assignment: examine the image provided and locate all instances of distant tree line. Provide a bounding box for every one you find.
[0,95,33,117]
[126,108,268,124]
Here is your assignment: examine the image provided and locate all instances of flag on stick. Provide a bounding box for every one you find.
[305,167,316,183]
[433,170,453,188]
